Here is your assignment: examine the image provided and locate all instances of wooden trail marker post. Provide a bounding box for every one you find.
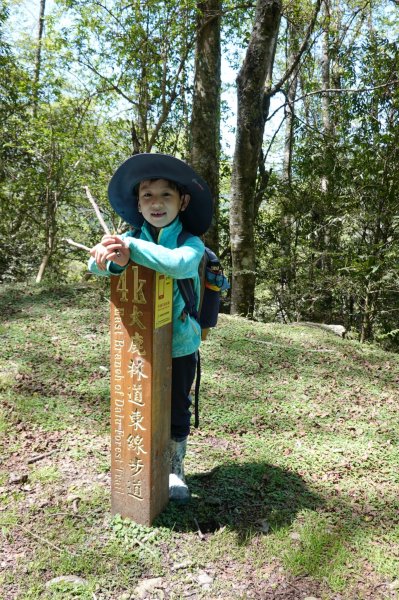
[110,262,173,525]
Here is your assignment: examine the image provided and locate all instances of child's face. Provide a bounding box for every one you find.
[137,179,189,230]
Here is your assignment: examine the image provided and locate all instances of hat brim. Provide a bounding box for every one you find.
[108,153,213,236]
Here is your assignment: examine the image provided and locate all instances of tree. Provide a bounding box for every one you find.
[55,0,198,154]
[229,0,282,316]
[0,1,36,281]
[190,0,221,251]
[33,0,46,115]
[5,0,202,282]
[278,18,303,319]
[259,2,399,344]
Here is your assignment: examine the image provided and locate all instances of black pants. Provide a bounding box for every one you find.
[171,352,197,441]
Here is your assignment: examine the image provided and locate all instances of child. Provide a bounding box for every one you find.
[88,153,213,504]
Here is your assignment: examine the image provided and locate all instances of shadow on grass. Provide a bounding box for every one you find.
[155,461,322,544]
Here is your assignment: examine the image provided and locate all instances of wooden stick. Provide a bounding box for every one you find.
[63,238,91,252]
[84,186,111,235]
[83,187,120,256]
[17,523,76,555]
[27,450,58,465]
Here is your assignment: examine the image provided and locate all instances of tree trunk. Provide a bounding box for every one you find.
[360,286,375,343]
[280,20,300,314]
[282,23,299,187]
[36,190,57,283]
[320,0,332,195]
[33,0,46,115]
[308,0,334,319]
[230,0,281,316]
[190,0,221,252]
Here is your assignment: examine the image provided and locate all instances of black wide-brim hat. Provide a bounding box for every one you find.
[108,153,213,236]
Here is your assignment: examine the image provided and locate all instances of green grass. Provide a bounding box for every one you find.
[30,466,61,484]
[1,281,399,599]
[282,512,351,590]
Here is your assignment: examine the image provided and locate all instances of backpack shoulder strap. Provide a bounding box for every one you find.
[176,230,202,321]
[131,227,141,239]
[176,229,205,430]
[177,229,192,245]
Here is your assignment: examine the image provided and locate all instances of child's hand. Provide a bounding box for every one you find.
[90,235,130,270]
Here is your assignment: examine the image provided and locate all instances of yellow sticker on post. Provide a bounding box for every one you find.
[154,273,173,328]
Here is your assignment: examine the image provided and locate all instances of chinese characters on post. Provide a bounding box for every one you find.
[110,264,173,525]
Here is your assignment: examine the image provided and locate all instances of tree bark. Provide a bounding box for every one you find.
[282,27,299,187]
[190,0,221,251]
[311,0,334,318]
[33,0,46,116]
[230,0,281,316]
[280,20,300,317]
[320,0,332,195]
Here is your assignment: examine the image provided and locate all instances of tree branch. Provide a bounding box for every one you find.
[78,59,139,107]
[267,78,399,124]
[296,78,399,102]
[147,35,196,150]
[268,0,323,97]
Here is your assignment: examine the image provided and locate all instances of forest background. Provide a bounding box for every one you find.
[1,0,398,349]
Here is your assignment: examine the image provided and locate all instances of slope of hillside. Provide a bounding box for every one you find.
[1,282,398,599]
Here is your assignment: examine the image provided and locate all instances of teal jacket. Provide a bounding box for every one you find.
[88,218,204,358]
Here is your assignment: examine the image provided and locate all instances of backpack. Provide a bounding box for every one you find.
[176,230,230,427]
[176,230,230,337]
[131,226,230,332]
[131,227,230,427]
